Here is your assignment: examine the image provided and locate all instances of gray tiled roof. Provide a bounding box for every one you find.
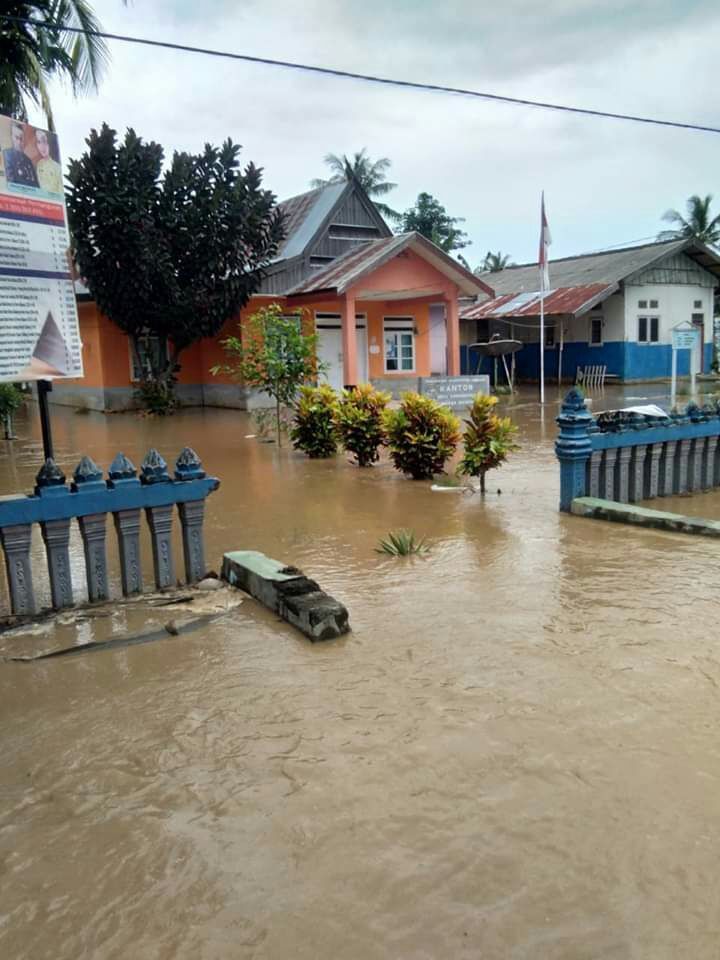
[275,181,347,260]
[475,238,712,294]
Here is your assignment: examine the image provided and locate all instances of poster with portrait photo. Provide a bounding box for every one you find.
[0,112,82,382]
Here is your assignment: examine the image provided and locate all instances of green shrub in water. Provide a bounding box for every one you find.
[290,384,339,458]
[0,383,23,420]
[458,393,519,494]
[335,383,391,467]
[376,529,429,556]
[383,392,461,480]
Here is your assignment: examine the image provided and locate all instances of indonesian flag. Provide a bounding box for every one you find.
[539,191,552,292]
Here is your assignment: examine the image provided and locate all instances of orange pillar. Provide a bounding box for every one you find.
[342,292,358,387]
[444,293,460,376]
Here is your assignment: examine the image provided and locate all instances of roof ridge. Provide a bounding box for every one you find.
[483,237,686,274]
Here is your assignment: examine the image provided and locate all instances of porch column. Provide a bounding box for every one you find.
[341,292,358,388]
[444,294,460,376]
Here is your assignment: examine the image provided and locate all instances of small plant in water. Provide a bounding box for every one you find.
[335,383,391,467]
[291,384,339,458]
[458,393,519,494]
[376,529,429,556]
[383,392,461,480]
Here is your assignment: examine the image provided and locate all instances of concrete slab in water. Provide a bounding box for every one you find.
[222,550,349,641]
[571,497,720,537]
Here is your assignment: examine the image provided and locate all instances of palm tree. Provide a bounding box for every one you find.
[658,194,720,248]
[0,1,110,130]
[480,250,513,273]
[311,148,400,221]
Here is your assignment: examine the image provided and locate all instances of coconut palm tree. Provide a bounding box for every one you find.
[480,250,513,273]
[658,194,720,248]
[0,1,110,130]
[311,148,400,221]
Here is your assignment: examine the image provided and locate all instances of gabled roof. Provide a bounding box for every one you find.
[276,182,347,260]
[288,232,493,298]
[476,238,720,295]
[274,178,391,262]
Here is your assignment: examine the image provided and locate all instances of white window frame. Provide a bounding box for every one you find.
[129,334,169,382]
[314,311,367,329]
[637,315,660,344]
[383,317,415,373]
[588,316,603,347]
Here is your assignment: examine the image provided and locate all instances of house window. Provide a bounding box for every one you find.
[130,335,169,381]
[649,299,659,309]
[694,300,703,309]
[544,325,555,347]
[384,318,415,372]
[638,316,659,343]
[589,317,603,345]
[692,313,704,324]
[638,299,648,309]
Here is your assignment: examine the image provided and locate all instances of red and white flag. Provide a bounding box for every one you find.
[538,192,552,292]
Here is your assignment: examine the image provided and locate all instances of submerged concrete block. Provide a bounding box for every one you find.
[221,550,349,641]
[570,496,720,538]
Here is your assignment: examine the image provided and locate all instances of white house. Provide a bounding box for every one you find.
[461,238,720,381]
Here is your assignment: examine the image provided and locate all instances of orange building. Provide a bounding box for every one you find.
[55,179,490,411]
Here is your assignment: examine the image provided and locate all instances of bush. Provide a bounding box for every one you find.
[383,392,461,480]
[290,385,339,458]
[458,394,519,493]
[335,383,391,467]
[134,375,177,415]
[0,383,24,420]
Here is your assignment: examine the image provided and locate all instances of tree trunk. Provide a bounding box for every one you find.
[275,398,282,447]
[480,470,486,495]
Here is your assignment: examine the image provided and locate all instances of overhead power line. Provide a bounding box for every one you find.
[3,14,720,136]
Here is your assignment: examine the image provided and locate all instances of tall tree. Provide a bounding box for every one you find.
[67,124,284,413]
[480,250,513,273]
[400,192,470,254]
[658,194,720,247]
[311,148,399,221]
[0,1,111,130]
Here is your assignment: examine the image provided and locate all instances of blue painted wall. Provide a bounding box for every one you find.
[460,342,714,381]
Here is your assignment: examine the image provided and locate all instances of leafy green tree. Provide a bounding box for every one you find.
[399,192,470,253]
[0,1,111,129]
[311,148,399,221]
[213,303,323,445]
[67,124,284,413]
[481,250,513,272]
[658,194,720,247]
[458,394,519,494]
[0,383,23,439]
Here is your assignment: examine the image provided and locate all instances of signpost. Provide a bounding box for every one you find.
[671,323,699,406]
[0,114,82,459]
[418,375,490,409]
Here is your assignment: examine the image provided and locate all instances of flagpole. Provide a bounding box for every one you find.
[539,291,545,404]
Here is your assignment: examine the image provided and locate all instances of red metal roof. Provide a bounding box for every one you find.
[460,283,615,320]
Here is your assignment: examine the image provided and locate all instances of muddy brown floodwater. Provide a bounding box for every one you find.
[1,385,720,959]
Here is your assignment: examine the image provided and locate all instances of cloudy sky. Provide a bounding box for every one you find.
[34,0,720,266]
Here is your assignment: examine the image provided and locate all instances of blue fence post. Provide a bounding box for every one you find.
[555,388,593,511]
[175,447,208,584]
[73,456,110,602]
[36,458,74,609]
[108,453,143,597]
[142,449,176,589]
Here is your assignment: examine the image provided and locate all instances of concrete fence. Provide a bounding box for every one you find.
[555,388,720,511]
[0,448,219,616]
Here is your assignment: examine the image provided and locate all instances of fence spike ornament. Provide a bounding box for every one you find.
[175,447,206,481]
[108,452,138,482]
[35,458,65,489]
[141,449,170,484]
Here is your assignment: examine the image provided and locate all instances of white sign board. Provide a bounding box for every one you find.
[0,115,82,382]
[419,375,490,408]
[672,329,697,351]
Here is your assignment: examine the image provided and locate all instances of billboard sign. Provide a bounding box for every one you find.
[0,114,82,382]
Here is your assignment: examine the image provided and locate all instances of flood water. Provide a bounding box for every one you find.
[1,385,720,959]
